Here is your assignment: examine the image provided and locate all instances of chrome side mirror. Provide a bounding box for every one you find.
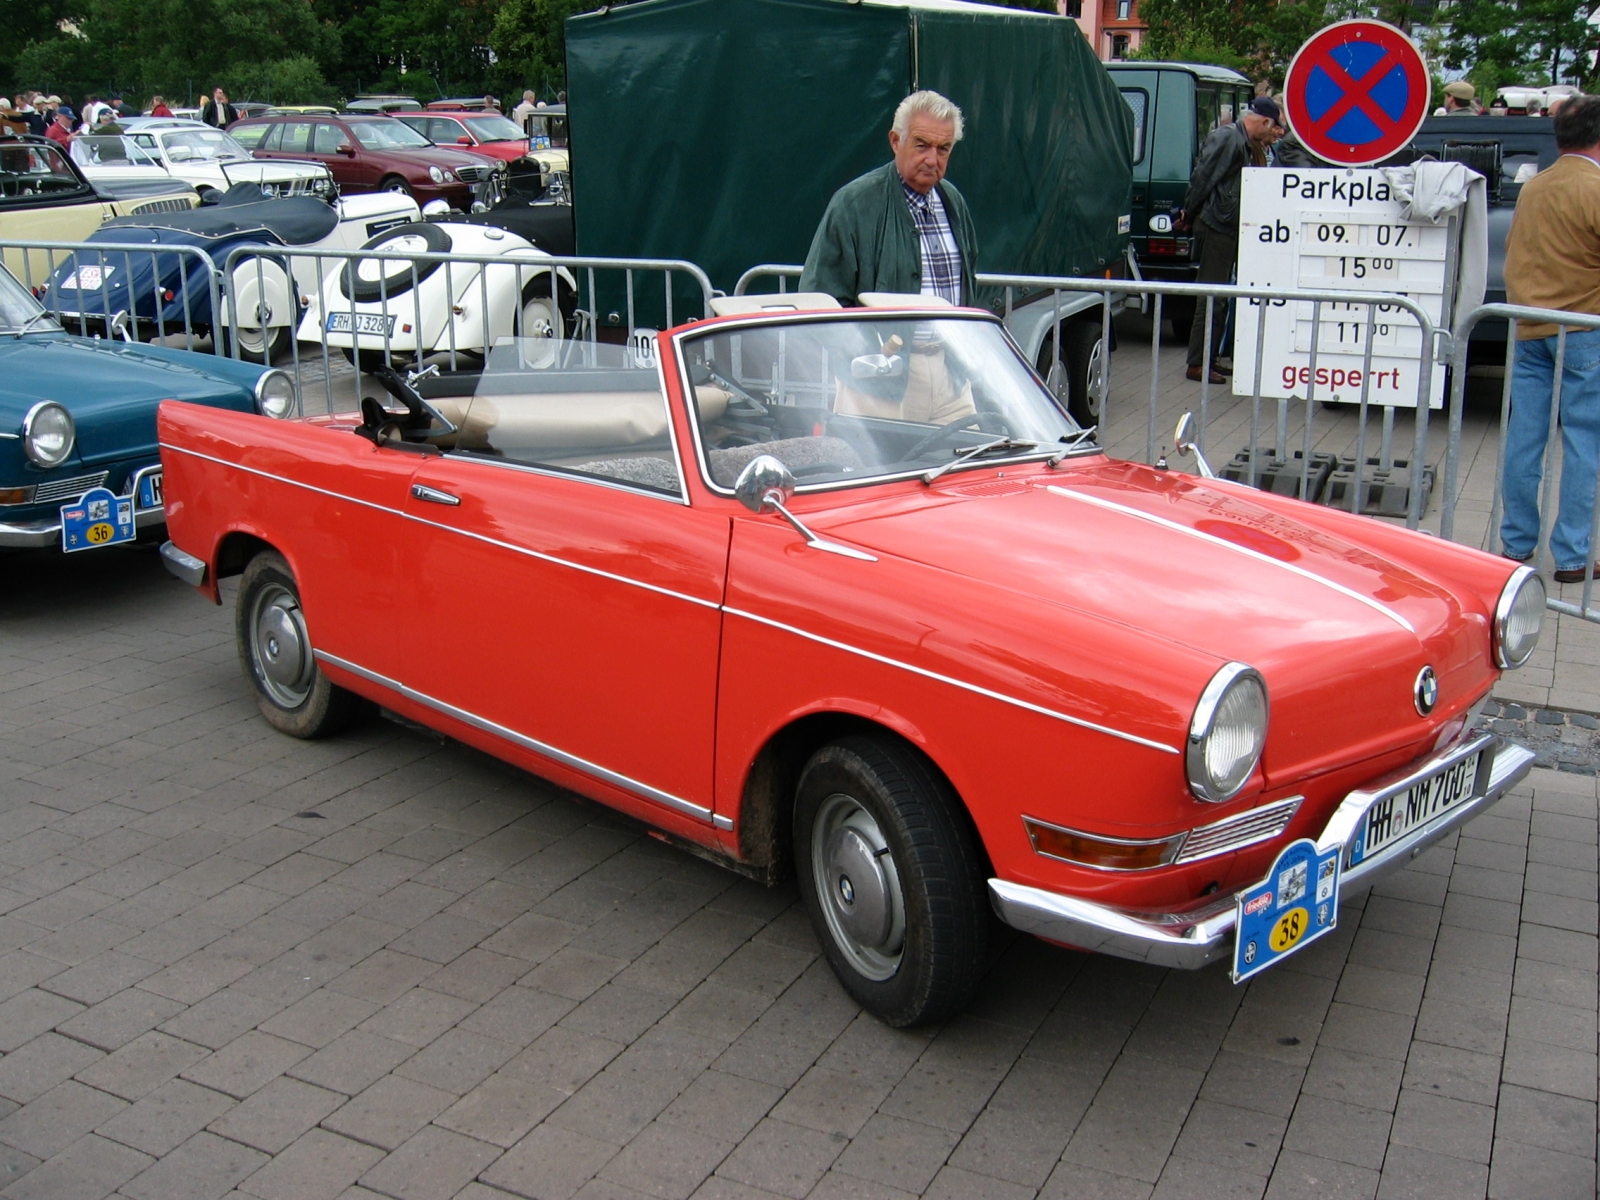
[732,454,875,561]
[1171,411,1216,478]
[109,310,134,343]
[734,454,795,514]
[421,199,450,216]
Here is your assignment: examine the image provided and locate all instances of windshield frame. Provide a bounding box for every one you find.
[0,264,60,335]
[672,308,1095,498]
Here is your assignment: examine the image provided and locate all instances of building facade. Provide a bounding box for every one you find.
[1060,0,1146,62]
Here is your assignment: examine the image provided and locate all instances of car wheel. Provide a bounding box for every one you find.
[231,322,290,365]
[236,551,363,739]
[381,175,414,198]
[794,735,990,1027]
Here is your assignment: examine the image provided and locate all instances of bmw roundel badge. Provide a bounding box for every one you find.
[1414,665,1439,716]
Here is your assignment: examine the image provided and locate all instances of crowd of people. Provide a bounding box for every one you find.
[0,90,158,144]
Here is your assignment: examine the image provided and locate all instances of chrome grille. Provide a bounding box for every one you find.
[455,165,492,183]
[34,472,109,504]
[1176,796,1302,864]
[132,196,193,214]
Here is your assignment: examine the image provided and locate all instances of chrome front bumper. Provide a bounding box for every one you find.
[989,731,1535,971]
[0,504,165,549]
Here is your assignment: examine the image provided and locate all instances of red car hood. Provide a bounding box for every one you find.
[815,457,1502,787]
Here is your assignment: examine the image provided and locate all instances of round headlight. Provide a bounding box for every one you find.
[1494,566,1545,669]
[429,166,448,184]
[22,401,75,468]
[254,370,297,420]
[1187,663,1268,803]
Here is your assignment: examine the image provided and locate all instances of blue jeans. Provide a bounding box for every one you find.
[1501,328,1600,571]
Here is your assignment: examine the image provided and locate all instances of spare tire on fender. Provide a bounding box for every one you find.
[341,222,452,304]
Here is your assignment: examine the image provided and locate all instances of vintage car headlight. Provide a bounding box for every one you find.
[254,370,297,420]
[22,401,75,468]
[1494,566,1545,669]
[429,166,452,184]
[1187,663,1268,803]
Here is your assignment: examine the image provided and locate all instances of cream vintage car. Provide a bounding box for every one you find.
[0,134,197,284]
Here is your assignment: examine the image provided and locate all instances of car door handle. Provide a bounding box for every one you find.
[411,484,460,506]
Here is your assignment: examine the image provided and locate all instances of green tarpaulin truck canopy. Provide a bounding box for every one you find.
[566,0,1134,302]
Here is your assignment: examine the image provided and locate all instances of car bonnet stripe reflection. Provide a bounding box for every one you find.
[1046,486,1415,634]
[724,608,1181,754]
[314,649,732,829]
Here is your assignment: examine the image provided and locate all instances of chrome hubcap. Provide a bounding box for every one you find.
[811,794,904,981]
[1084,338,1104,417]
[251,584,314,707]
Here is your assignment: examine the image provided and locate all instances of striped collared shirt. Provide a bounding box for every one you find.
[903,181,962,304]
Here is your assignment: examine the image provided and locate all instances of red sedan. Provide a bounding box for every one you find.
[395,110,530,164]
[155,299,1541,1025]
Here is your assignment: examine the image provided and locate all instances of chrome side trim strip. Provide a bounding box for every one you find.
[1047,486,1415,634]
[314,649,718,826]
[724,606,1180,755]
[160,444,719,611]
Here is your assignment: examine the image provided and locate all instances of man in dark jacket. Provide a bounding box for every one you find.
[200,88,238,129]
[800,90,978,307]
[1177,95,1279,382]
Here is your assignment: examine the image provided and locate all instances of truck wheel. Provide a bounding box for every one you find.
[237,551,363,739]
[794,736,989,1027]
[1165,296,1196,344]
[1038,321,1105,427]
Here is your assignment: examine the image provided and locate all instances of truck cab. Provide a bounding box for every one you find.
[1106,61,1255,341]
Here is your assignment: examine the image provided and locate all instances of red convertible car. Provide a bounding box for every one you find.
[155,299,1542,1025]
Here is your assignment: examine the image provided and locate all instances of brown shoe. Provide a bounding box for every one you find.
[1553,564,1599,583]
[1186,366,1226,384]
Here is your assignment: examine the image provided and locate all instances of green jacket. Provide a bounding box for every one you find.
[799,163,979,306]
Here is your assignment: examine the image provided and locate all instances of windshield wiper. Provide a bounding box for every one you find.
[922,436,1041,484]
[10,311,59,338]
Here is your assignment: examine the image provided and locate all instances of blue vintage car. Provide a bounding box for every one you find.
[0,260,294,552]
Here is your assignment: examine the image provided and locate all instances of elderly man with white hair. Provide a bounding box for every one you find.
[800,89,978,307]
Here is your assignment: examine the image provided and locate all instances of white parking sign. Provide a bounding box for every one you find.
[1234,167,1453,409]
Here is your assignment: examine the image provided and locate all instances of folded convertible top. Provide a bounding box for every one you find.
[99,188,338,247]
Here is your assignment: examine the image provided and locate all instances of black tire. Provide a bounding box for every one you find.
[1165,296,1196,344]
[380,175,415,198]
[794,736,990,1027]
[1037,320,1105,427]
[341,221,451,303]
[236,550,363,739]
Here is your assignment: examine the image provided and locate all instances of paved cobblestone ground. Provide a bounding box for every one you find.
[1,546,1596,1200]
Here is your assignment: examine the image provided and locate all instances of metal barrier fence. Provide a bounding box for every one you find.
[216,245,715,415]
[3,238,222,352]
[735,265,1442,527]
[1448,303,1600,623]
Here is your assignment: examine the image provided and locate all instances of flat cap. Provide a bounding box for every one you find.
[1443,81,1475,101]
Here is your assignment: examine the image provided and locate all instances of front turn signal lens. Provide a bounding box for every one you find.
[1023,817,1186,871]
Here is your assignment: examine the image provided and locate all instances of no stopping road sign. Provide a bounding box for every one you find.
[1284,20,1430,167]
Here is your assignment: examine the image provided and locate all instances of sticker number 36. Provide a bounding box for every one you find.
[1270,907,1309,953]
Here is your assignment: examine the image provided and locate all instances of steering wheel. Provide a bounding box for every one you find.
[902,411,1014,462]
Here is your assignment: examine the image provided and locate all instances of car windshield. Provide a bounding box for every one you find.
[160,129,251,162]
[346,120,433,149]
[70,136,165,170]
[464,115,526,142]
[0,141,85,201]
[0,266,59,334]
[681,313,1084,491]
[525,113,568,148]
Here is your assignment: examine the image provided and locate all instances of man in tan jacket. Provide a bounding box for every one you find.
[1502,95,1600,581]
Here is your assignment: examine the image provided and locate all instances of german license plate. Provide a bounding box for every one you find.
[61,486,134,553]
[325,312,396,336]
[137,471,162,510]
[1348,751,1484,867]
